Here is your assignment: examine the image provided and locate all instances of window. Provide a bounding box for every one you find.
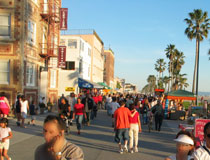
[79,60,82,74]
[26,63,36,86]
[68,39,77,49]
[28,20,36,45]
[0,60,10,84]
[80,41,84,51]
[88,65,90,77]
[50,70,56,88]
[0,14,11,38]
[88,48,91,56]
[65,61,75,70]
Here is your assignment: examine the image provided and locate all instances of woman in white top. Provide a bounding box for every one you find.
[20,95,29,128]
[165,130,195,160]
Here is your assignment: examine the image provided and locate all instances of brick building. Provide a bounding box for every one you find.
[104,48,115,88]
[0,0,61,106]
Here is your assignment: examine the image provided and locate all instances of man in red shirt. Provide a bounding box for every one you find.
[114,100,137,154]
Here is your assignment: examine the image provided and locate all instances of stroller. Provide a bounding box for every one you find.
[59,112,71,134]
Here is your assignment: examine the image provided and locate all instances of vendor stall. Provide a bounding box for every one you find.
[164,90,196,119]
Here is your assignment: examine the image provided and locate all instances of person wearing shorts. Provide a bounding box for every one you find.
[20,95,29,128]
[0,118,13,160]
[114,100,137,154]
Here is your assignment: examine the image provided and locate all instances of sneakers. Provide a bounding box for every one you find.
[130,149,134,154]
[119,149,123,154]
[134,147,138,153]
[123,146,128,153]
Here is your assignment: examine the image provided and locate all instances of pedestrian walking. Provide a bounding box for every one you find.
[73,98,86,135]
[20,95,29,128]
[69,93,76,126]
[165,130,195,160]
[142,98,150,124]
[114,100,137,154]
[0,92,10,118]
[193,122,210,160]
[28,100,36,126]
[35,115,84,160]
[0,118,13,160]
[151,99,164,131]
[110,97,120,127]
[15,95,21,126]
[129,103,142,153]
[81,94,94,126]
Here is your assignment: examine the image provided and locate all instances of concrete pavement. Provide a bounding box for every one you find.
[7,110,184,160]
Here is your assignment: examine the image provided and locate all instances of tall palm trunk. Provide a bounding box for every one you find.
[195,37,200,105]
[192,48,197,94]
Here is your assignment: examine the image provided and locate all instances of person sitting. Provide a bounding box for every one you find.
[165,130,195,160]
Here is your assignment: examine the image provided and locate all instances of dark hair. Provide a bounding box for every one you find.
[77,97,81,103]
[112,97,117,102]
[129,103,135,110]
[21,95,26,101]
[204,122,210,135]
[119,100,125,106]
[44,115,66,131]
[0,92,6,97]
[0,118,9,127]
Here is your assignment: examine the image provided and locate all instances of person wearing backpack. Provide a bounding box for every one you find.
[143,99,150,125]
[152,99,164,131]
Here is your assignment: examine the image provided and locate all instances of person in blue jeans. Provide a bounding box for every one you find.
[74,98,86,135]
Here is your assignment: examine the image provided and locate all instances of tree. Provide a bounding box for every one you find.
[165,44,176,91]
[162,76,170,92]
[116,81,122,89]
[155,58,166,88]
[142,75,157,94]
[184,9,210,103]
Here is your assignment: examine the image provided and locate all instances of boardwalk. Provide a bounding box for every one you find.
[8,110,179,160]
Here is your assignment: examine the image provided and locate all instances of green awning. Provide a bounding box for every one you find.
[97,82,112,89]
[166,90,195,97]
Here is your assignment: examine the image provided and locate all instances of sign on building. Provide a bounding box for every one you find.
[60,8,68,30]
[58,46,66,68]
[65,87,75,92]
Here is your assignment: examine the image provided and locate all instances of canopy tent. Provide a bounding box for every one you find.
[97,82,112,90]
[165,90,196,100]
[78,78,104,89]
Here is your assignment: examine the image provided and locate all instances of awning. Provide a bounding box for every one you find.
[78,78,104,89]
[165,90,196,100]
[98,82,112,90]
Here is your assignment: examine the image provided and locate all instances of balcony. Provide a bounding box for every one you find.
[39,43,58,58]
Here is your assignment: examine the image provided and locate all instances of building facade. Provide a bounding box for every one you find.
[0,0,61,106]
[58,35,91,96]
[104,48,115,88]
[62,29,104,83]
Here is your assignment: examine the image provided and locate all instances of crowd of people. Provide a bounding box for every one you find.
[1,91,210,159]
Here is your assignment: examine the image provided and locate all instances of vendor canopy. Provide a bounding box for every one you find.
[165,89,196,100]
[97,82,112,89]
[78,78,104,89]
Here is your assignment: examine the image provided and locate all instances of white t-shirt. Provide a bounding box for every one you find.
[193,145,210,160]
[21,100,28,113]
[0,127,11,143]
[110,102,120,114]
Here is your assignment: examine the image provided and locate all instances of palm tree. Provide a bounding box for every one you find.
[155,58,166,88]
[165,44,176,91]
[178,74,189,90]
[162,76,170,92]
[147,75,157,94]
[184,9,210,103]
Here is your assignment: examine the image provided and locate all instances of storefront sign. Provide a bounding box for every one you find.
[60,8,68,30]
[65,87,75,92]
[58,46,66,68]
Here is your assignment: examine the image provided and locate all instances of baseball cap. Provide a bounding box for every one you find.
[174,134,194,145]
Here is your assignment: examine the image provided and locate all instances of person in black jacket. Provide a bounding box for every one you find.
[81,93,94,126]
[152,100,164,131]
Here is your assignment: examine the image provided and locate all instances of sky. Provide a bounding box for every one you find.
[61,0,210,92]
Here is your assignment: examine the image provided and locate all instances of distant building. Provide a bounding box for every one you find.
[0,0,62,105]
[58,35,91,95]
[124,83,137,94]
[62,29,104,83]
[104,48,115,89]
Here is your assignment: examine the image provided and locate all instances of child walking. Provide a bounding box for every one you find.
[28,100,36,126]
[0,118,12,160]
